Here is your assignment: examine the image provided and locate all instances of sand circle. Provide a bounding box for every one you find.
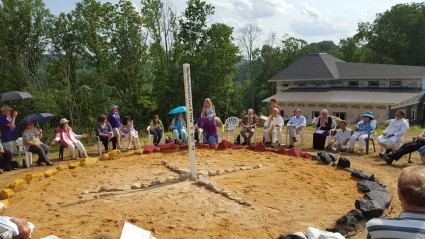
[4,150,362,238]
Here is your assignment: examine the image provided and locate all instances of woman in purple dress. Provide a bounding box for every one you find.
[201,98,219,144]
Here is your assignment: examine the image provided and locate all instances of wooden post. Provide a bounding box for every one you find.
[183,64,197,179]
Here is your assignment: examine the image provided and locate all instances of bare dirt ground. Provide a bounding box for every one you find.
[1,129,421,239]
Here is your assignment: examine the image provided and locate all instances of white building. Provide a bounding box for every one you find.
[263,53,425,124]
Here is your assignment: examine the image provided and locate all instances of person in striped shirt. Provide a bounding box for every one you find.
[364,165,425,239]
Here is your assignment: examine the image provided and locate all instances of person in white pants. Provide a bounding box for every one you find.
[52,118,89,160]
[349,112,377,153]
[263,108,284,146]
[376,110,409,154]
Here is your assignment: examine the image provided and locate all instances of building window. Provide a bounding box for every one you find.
[348,81,358,87]
[280,110,284,116]
[390,81,402,88]
[369,81,379,87]
[312,111,320,118]
[411,108,416,120]
[315,82,324,87]
[282,84,289,87]
[333,112,346,120]
[299,83,307,87]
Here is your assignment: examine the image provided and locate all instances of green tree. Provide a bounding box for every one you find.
[199,23,241,117]
[350,3,425,65]
[309,40,337,53]
[141,0,179,123]
[0,0,51,92]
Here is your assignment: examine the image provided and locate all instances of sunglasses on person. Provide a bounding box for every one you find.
[27,123,34,125]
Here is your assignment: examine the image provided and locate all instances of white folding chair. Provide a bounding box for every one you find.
[239,127,257,144]
[15,137,32,167]
[222,117,240,142]
[198,128,204,143]
[285,126,304,147]
[327,119,337,144]
[121,130,141,150]
[95,133,113,155]
[147,126,165,145]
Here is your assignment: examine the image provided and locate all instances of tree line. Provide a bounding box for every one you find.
[0,0,424,130]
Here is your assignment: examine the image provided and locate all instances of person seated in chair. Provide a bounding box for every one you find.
[286,109,306,148]
[194,117,204,144]
[313,109,333,150]
[95,115,117,151]
[349,112,376,154]
[327,120,351,153]
[418,146,425,165]
[121,116,138,149]
[0,142,12,174]
[22,121,53,166]
[364,165,425,238]
[52,118,89,160]
[149,115,163,146]
[263,108,284,147]
[380,129,425,165]
[240,109,258,145]
[170,113,188,144]
[377,109,409,155]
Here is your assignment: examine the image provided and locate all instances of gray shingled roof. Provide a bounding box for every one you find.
[392,91,425,109]
[269,53,425,82]
[262,88,420,105]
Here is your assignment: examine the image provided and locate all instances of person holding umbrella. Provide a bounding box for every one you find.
[108,104,121,149]
[170,113,188,144]
[52,118,89,160]
[0,105,18,154]
[22,121,53,166]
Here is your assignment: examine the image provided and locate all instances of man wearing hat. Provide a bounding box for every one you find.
[107,104,121,149]
[0,105,18,153]
[377,109,409,154]
[349,111,377,153]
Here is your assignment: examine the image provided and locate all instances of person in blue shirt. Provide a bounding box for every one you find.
[286,109,306,148]
[348,111,376,154]
[107,104,121,149]
[0,105,18,154]
[170,113,188,144]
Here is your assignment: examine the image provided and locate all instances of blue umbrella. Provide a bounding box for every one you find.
[168,106,186,115]
[19,113,55,127]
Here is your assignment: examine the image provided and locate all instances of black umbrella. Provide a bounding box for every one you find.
[19,113,55,127]
[0,91,33,102]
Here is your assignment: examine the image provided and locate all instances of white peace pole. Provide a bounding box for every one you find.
[183,64,197,179]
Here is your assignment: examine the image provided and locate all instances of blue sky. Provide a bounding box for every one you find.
[43,0,419,44]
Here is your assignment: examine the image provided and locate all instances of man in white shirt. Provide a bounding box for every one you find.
[327,120,351,152]
[286,109,306,148]
[263,108,284,147]
[364,166,425,239]
[376,110,409,154]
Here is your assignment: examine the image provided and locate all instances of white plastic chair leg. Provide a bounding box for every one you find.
[97,140,103,155]
[24,151,32,166]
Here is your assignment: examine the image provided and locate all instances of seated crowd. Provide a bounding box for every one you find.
[1,99,425,174]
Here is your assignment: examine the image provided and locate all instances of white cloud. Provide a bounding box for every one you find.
[209,0,293,20]
[43,0,419,43]
[290,3,349,37]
